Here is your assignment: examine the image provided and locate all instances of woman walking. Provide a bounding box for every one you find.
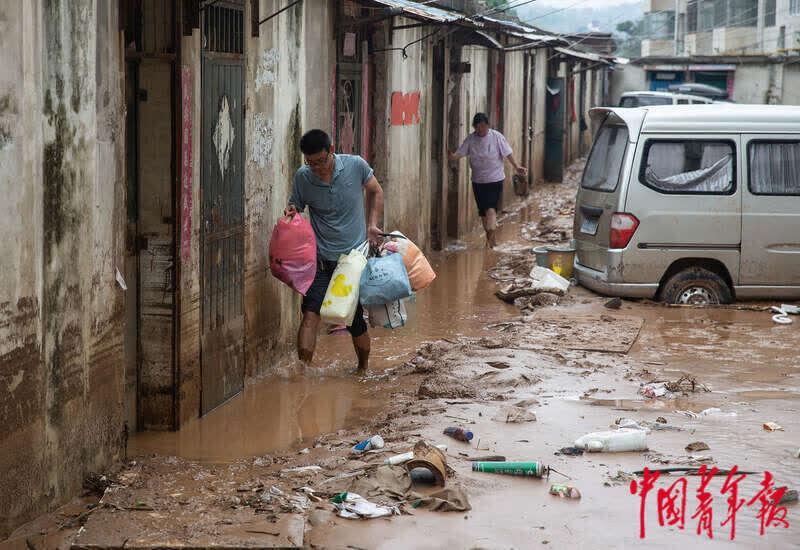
[449,113,527,248]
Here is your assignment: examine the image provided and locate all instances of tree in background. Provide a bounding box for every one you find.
[615,18,644,58]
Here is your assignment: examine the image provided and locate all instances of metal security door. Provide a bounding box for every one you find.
[544,77,565,182]
[200,2,245,415]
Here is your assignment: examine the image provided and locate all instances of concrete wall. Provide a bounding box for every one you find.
[609,64,647,105]
[457,45,490,236]
[0,0,126,536]
[531,48,548,184]
[241,0,335,379]
[502,50,526,198]
[372,18,433,249]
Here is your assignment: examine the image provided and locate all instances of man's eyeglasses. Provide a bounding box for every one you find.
[305,152,331,168]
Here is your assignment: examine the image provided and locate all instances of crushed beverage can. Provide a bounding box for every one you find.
[549,484,581,499]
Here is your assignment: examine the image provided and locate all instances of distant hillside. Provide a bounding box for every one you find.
[517,1,645,34]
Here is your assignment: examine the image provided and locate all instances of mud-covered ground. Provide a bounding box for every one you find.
[5,161,799,549]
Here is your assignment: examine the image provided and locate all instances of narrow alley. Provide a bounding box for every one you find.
[5,160,798,549]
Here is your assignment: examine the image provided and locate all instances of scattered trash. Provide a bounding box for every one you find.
[443,427,474,442]
[656,417,667,424]
[281,465,323,474]
[472,461,547,477]
[676,407,737,419]
[408,486,471,512]
[604,297,622,310]
[685,441,710,452]
[331,492,400,519]
[763,422,784,432]
[615,418,645,430]
[606,470,637,486]
[771,304,798,324]
[645,452,714,466]
[467,455,507,462]
[640,382,669,399]
[640,376,708,399]
[574,429,648,452]
[409,467,437,485]
[353,435,385,453]
[778,488,798,505]
[556,446,584,457]
[298,448,310,455]
[549,484,581,499]
[487,361,511,369]
[405,441,448,487]
[384,444,447,466]
[492,406,537,423]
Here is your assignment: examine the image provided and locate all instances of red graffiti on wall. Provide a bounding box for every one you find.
[181,66,193,263]
[390,91,421,126]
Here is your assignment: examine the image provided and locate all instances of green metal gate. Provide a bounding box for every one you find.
[200,1,245,415]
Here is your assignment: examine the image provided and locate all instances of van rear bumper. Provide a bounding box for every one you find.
[574,262,659,299]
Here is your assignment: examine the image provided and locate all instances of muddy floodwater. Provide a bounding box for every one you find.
[8,173,798,549]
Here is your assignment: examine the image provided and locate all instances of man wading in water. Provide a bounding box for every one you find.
[449,113,527,248]
[285,130,384,371]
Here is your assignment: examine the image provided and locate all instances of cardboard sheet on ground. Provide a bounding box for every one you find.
[516,313,644,353]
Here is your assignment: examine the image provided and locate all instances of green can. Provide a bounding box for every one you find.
[471,461,545,477]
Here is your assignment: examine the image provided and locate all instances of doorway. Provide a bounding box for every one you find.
[544,76,565,182]
[200,1,246,415]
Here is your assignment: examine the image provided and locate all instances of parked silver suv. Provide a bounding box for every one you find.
[573,104,800,304]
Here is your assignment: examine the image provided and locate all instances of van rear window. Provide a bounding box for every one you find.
[639,140,735,194]
[581,123,628,192]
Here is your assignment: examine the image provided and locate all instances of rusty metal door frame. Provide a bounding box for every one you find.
[199,0,246,416]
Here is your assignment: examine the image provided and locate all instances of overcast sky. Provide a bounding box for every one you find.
[531,0,641,7]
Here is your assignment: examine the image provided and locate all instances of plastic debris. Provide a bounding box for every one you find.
[556,446,584,457]
[640,382,669,399]
[405,441,448,487]
[771,304,799,324]
[574,429,648,452]
[443,427,473,442]
[778,488,798,505]
[763,422,784,432]
[331,492,400,519]
[676,407,737,419]
[685,441,710,452]
[353,435,385,453]
[492,406,537,423]
[549,484,581,499]
[281,465,322,474]
[384,444,447,466]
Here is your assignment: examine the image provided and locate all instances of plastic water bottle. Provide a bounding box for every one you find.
[353,435,385,453]
[443,427,473,442]
[573,429,648,452]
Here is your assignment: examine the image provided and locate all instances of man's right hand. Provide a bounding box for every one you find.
[284,204,298,217]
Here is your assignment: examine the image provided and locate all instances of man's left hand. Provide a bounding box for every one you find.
[367,225,383,246]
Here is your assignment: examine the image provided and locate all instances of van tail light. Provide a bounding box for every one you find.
[610,213,639,249]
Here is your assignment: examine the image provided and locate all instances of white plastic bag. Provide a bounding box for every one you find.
[367,299,408,329]
[528,266,571,295]
[320,243,368,326]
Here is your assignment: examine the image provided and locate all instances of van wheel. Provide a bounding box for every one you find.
[660,267,732,305]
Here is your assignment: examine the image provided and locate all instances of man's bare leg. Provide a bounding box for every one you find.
[298,311,321,365]
[352,332,370,371]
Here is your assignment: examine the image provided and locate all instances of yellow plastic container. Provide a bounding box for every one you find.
[547,246,575,279]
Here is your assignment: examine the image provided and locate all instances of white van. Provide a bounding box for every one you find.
[619,91,714,107]
[573,104,800,304]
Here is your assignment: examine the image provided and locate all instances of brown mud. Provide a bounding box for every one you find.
[4,161,799,549]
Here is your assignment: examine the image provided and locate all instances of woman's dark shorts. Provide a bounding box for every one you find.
[301,259,367,337]
[472,181,504,217]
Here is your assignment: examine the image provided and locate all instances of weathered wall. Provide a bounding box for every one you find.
[242,0,335,378]
[0,0,126,536]
[531,48,548,185]
[781,64,800,105]
[457,45,490,236]
[502,50,525,198]
[372,18,433,249]
[177,30,202,426]
[609,63,647,106]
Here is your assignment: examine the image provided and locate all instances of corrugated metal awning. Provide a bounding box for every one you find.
[554,46,608,64]
[368,0,466,23]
